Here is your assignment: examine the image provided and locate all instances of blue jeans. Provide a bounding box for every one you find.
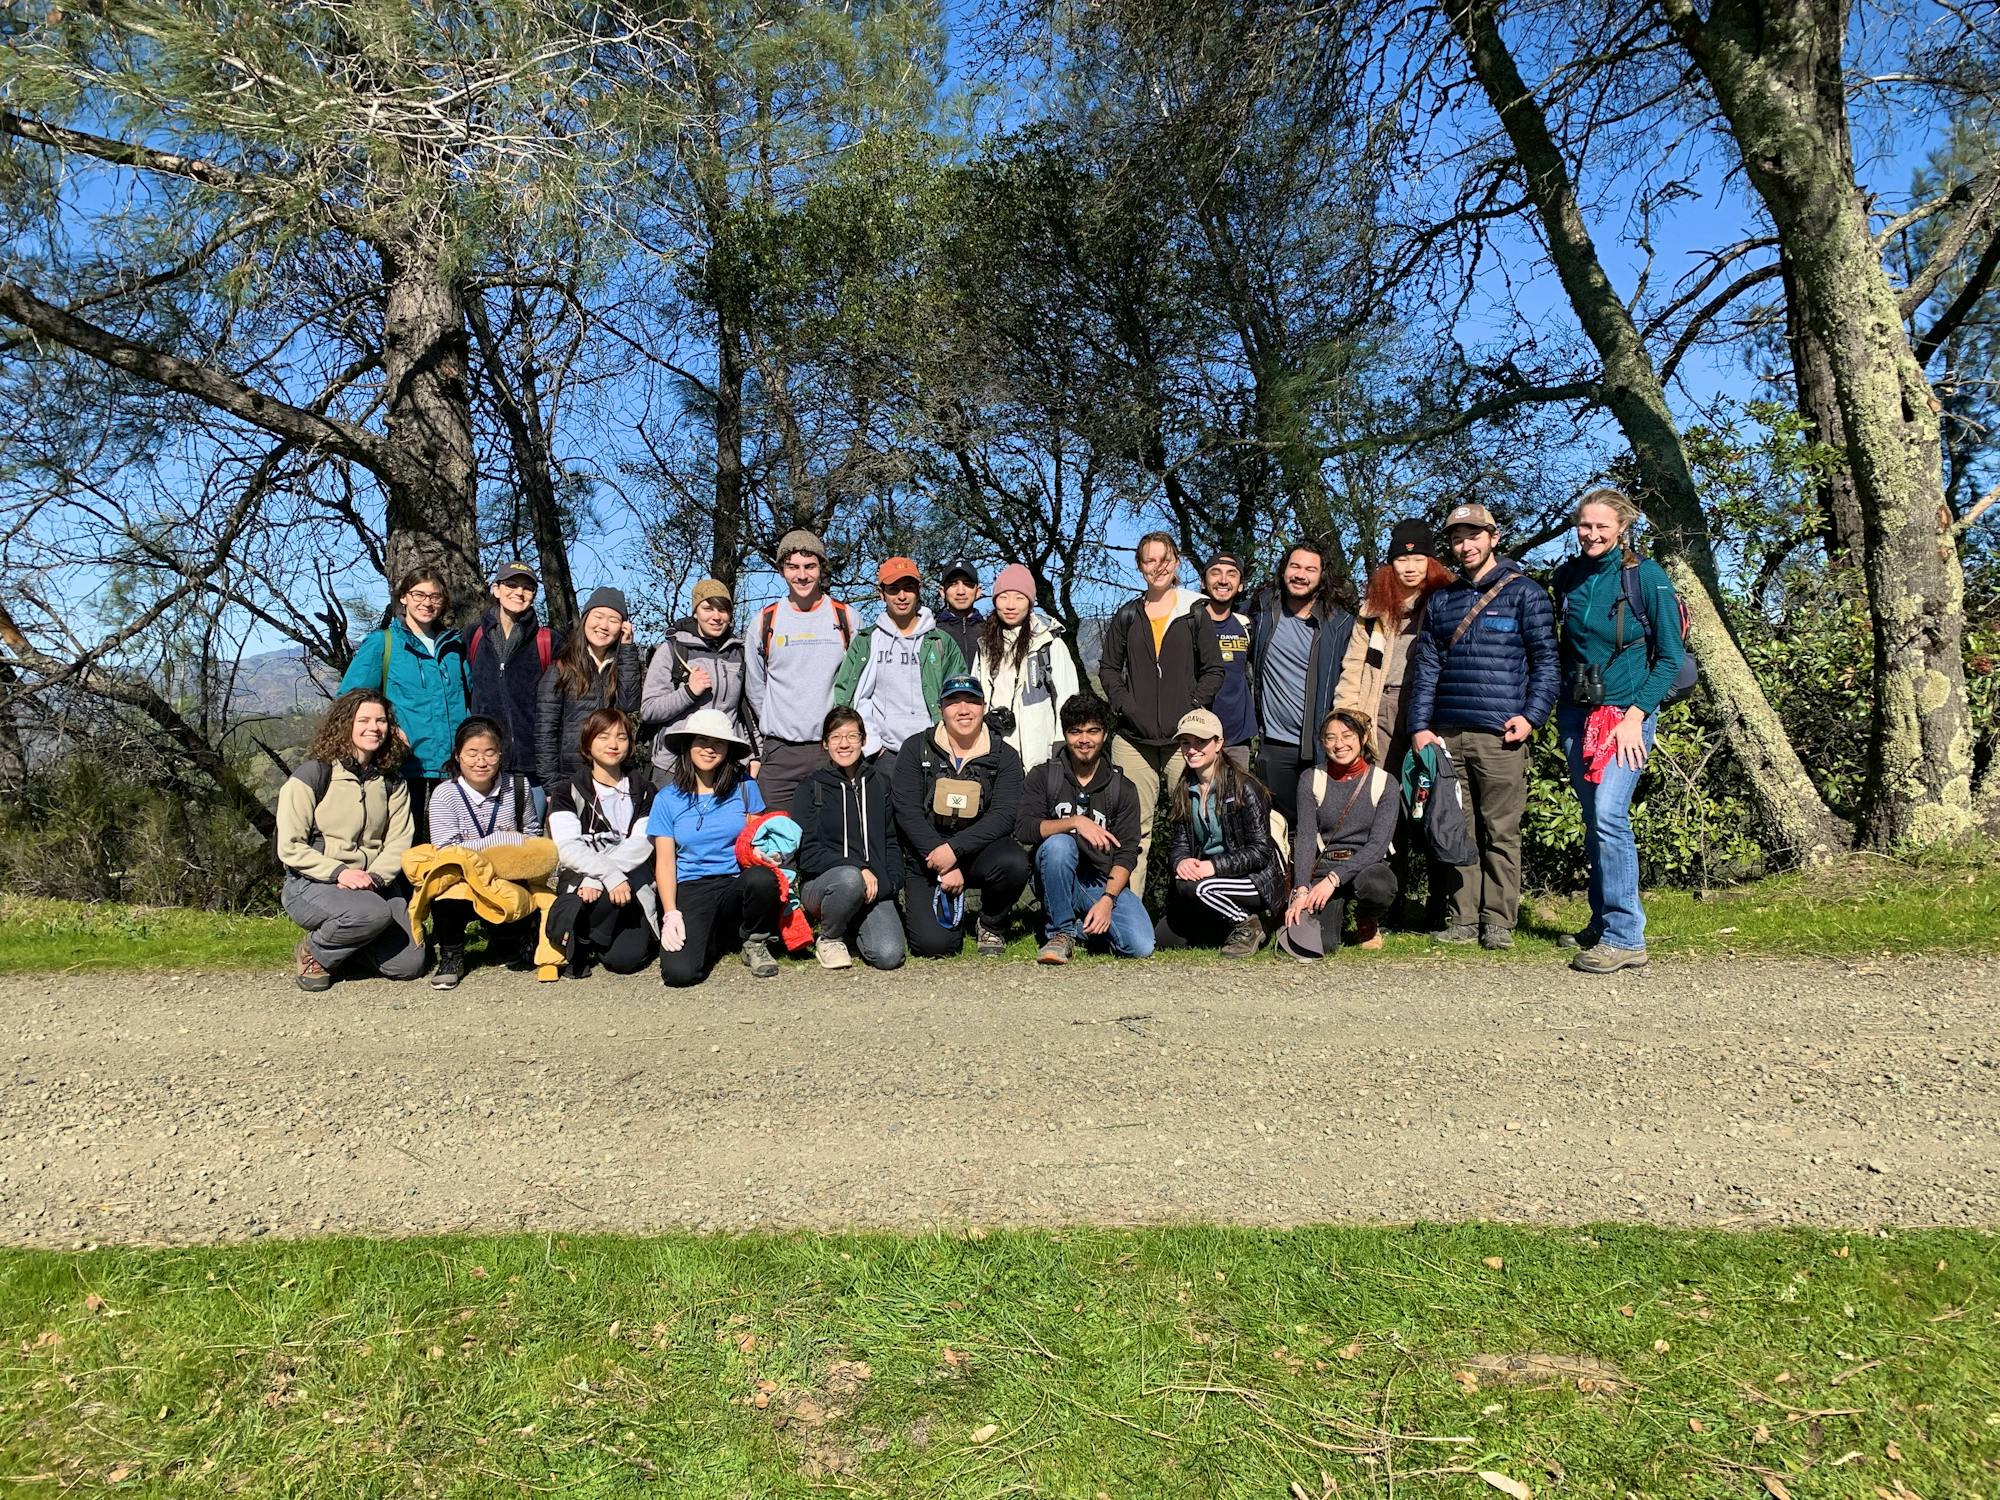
[1558,706,1656,950]
[1034,834,1155,957]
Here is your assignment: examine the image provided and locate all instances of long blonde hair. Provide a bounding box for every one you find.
[1577,486,1643,561]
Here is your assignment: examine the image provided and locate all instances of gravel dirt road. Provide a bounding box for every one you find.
[3,954,1994,1245]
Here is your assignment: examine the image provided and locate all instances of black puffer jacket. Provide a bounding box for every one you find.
[889,725,1025,870]
[790,763,903,895]
[1167,772,1286,914]
[536,643,645,785]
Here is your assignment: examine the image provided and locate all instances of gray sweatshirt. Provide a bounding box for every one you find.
[745,594,856,743]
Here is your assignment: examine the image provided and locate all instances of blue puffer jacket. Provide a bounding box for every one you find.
[337,617,471,779]
[1406,556,1558,735]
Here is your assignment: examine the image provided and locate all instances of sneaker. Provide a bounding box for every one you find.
[1354,919,1384,951]
[741,937,780,979]
[430,944,466,990]
[1037,932,1075,965]
[1570,943,1648,974]
[975,919,1008,958]
[565,954,593,981]
[1479,926,1515,951]
[1554,927,1601,952]
[1431,924,1479,944]
[1220,917,1265,959]
[294,938,331,993]
[816,938,854,971]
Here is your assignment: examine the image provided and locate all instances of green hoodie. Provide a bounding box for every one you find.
[1553,552,1686,716]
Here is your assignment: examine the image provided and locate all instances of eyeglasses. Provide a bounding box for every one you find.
[826,735,864,749]
[406,591,447,605]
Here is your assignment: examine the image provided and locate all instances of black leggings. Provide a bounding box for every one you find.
[1306,862,1399,950]
[567,890,655,974]
[428,898,536,954]
[661,868,781,988]
[903,840,1032,958]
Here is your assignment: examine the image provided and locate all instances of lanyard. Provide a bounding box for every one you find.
[454,780,501,840]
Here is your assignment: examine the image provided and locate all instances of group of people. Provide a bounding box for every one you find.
[275,487,1686,992]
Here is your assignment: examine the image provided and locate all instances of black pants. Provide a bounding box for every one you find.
[1153,876,1270,950]
[405,775,441,845]
[566,890,655,974]
[428,898,536,957]
[1256,743,1309,839]
[661,868,781,987]
[903,840,1031,958]
[1307,862,1399,951]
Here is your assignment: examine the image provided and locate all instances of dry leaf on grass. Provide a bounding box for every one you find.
[1483,1257,1505,1270]
[1689,1417,1706,1433]
[736,1333,758,1354]
[84,1293,104,1313]
[1886,1441,1902,1461]
[1757,1473,1793,1500]
[1479,1471,1533,1499]
[1336,1340,1361,1360]
[1617,1305,1636,1318]
[1453,1370,1480,1392]
[942,1347,969,1369]
[970,1423,998,1444]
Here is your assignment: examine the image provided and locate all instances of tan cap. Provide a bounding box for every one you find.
[776,528,826,562]
[1441,502,1498,534]
[691,578,732,608]
[1175,708,1224,743]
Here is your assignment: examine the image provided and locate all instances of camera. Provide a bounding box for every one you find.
[987,706,1018,736]
[1571,663,1606,706]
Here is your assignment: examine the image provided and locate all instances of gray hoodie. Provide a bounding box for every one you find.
[847,606,944,756]
[641,619,759,772]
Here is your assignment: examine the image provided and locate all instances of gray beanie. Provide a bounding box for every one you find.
[579,586,630,620]
[775,528,827,562]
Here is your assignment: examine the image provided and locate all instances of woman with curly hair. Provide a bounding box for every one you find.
[277,689,428,992]
[1336,520,1454,768]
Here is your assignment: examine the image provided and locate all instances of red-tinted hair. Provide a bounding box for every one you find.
[1361,557,1453,624]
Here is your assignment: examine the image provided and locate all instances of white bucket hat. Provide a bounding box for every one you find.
[664,707,750,752]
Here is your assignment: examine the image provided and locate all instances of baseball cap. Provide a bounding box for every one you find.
[940,560,980,587]
[938,675,985,704]
[1441,502,1498,534]
[1387,519,1432,557]
[877,556,921,587]
[492,560,538,586]
[1175,708,1224,743]
[1203,551,1246,575]
[691,577,732,608]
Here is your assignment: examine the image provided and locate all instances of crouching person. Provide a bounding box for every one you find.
[1018,692,1153,963]
[278,689,427,991]
[792,706,905,971]
[1278,709,1399,961]
[892,675,1028,958]
[649,708,781,985]
[406,716,557,989]
[1152,709,1284,958]
[546,709,659,979]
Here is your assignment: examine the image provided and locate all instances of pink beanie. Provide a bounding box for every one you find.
[992,563,1038,605]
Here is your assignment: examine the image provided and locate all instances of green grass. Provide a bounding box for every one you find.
[1,1224,1993,1496]
[4,857,1996,975]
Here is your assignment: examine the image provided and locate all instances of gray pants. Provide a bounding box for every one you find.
[756,739,828,823]
[282,874,427,980]
[801,867,906,969]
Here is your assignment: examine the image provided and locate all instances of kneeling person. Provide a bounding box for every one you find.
[793,706,906,971]
[1018,693,1153,963]
[648,709,781,986]
[1278,709,1399,960]
[892,676,1028,958]
[1153,709,1285,958]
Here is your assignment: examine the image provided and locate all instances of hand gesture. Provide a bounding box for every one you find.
[659,910,687,952]
[1074,816,1119,853]
[1411,729,1440,752]
[1501,714,1533,744]
[861,868,880,904]
[607,880,632,906]
[335,867,376,891]
[927,843,958,874]
[1612,712,1650,769]
[577,881,601,903]
[1082,894,1114,936]
[1174,857,1205,882]
[938,867,966,894]
[687,663,713,696]
[619,619,636,644]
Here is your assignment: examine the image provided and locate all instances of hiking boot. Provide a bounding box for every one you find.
[295,938,331,993]
[816,938,853,971]
[1479,926,1514,951]
[741,937,780,979]
[1554,926,1601,952]
[975,919,1009,958]
[1220,917,1265,959]
[1038,932,1075,965]
[1570,944,1648,974]
[1431,923,1479,944]
[1354,918,1384,951]
[429,944,466,989]
[565,953,593,981]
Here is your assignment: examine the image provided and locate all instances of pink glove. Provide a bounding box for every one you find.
[659,910,687,953]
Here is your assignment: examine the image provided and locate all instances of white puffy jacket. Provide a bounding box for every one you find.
[973,611,1081,772]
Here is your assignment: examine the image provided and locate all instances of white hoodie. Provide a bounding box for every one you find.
[974,610,1080,771]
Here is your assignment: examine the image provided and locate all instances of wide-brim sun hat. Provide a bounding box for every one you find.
[665,707,750,751]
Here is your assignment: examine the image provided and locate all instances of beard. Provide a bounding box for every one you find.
[1282,580,1319,609]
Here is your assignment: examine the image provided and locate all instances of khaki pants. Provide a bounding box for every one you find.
[1441,729,1528,932]
[1109,736,1187,897]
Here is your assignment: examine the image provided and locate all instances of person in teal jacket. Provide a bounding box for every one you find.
[1551,488,1687,976]
[338,565,471,839]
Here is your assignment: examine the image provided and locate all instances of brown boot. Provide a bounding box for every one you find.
[294,937,331,993]
[1220,917,1265,959]
[1355,918,1384,951]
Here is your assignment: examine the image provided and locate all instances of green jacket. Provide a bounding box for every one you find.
[831,611,967,754]
[1553,552,1685,716]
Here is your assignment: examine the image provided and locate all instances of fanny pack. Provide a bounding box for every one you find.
[932,775,982,821]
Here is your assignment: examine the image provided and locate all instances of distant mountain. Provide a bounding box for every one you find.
[227,649,340,717]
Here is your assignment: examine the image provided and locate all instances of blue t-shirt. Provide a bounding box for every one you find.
[644,779,764,881]
[1205,608,1256,745]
